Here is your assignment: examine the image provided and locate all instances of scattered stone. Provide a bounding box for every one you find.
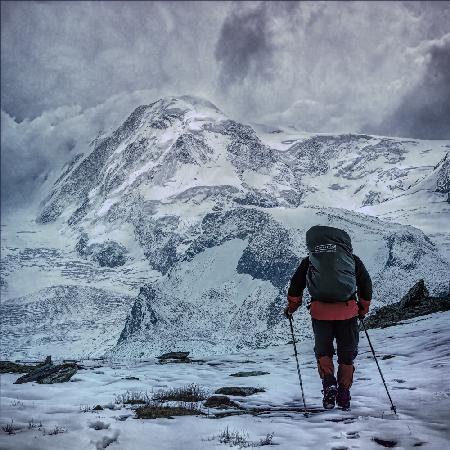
[204,395,241,409]
[93,405,104,411]
[157,352,192,363]
[14,362,77,384]
[89,420,110,430]
[229,371,270,377]
[382,355,395,360]
[215,387,265,396]
[372,437,398,448]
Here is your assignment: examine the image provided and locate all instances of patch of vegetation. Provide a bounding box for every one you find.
[1,419,16,435]
[115,390,151,405]
[80,404,92,413]
[212,427,276,447]
[152,383,208,402]
[28,419,43,430]
[45,425,66,435]
[135,401,204,419]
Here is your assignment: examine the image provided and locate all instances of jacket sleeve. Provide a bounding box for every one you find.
[354,254,372,315]
[288,257,309,297]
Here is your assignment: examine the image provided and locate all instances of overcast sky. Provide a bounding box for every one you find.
[1,1,450,210]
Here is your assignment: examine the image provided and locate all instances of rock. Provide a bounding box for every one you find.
[399,279,429,308]
[123,376,140,380]
[93,405,104,411]
[229,371,270,377]
[14,363,77,384]
[204,395,240,409]
[363,280,450,330]
[214,387,265,396]
[157,352,191,363]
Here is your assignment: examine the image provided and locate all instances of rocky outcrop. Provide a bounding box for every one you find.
[363,280,450,330]
[14,358,78,384]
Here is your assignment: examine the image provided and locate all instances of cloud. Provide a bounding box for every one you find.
[367,33,450,139]
[0,89,162,212]
[215,2,277,87]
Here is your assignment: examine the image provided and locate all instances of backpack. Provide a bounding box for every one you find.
[305,225,356,302]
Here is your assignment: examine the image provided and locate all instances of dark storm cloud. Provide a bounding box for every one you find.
[215,2,276,86]
[370,33,450,139]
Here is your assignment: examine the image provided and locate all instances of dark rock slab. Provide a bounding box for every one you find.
[229,371,270,377]
[93,405,104,411]
[215,387,265,396]
[14,363,77,384]
[204,395,240,409]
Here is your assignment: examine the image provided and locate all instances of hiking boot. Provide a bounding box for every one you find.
[322,377,337,410]
[336,385,351,410]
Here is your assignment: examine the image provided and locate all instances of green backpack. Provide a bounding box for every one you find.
[305,225,356,302]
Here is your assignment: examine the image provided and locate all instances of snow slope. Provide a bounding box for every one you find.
[1,311,449,449]
[1,95,449,359]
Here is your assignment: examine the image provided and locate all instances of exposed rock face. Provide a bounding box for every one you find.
[76,233,127,267]
[363,280,450,330]
[399,279,429,308]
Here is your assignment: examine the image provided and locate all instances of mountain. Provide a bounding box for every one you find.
[1,95,449,359]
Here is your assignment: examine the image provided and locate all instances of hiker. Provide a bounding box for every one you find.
[284,225,372,410]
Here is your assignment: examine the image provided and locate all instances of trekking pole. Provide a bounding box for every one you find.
[288,315,308,417]
[360,319,397,414]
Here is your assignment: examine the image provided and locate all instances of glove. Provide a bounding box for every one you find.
[284,306,293,319]
[357,298,371,319]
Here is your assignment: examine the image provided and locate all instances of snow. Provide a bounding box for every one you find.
[1,311,449,449]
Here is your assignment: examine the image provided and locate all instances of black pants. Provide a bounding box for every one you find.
[311,317,359,365]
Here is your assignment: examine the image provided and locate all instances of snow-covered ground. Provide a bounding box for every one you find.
[1,311,449,450]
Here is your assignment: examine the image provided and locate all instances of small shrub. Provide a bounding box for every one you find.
[114,390,150,405]
[213,427,276,448]
[80,404,92,413]
[1,420,15,435]
[152,383,208,402]
[218,427,250,447]
[10,399,25,408]
[45,425,66,435]
[28,419,43,430]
